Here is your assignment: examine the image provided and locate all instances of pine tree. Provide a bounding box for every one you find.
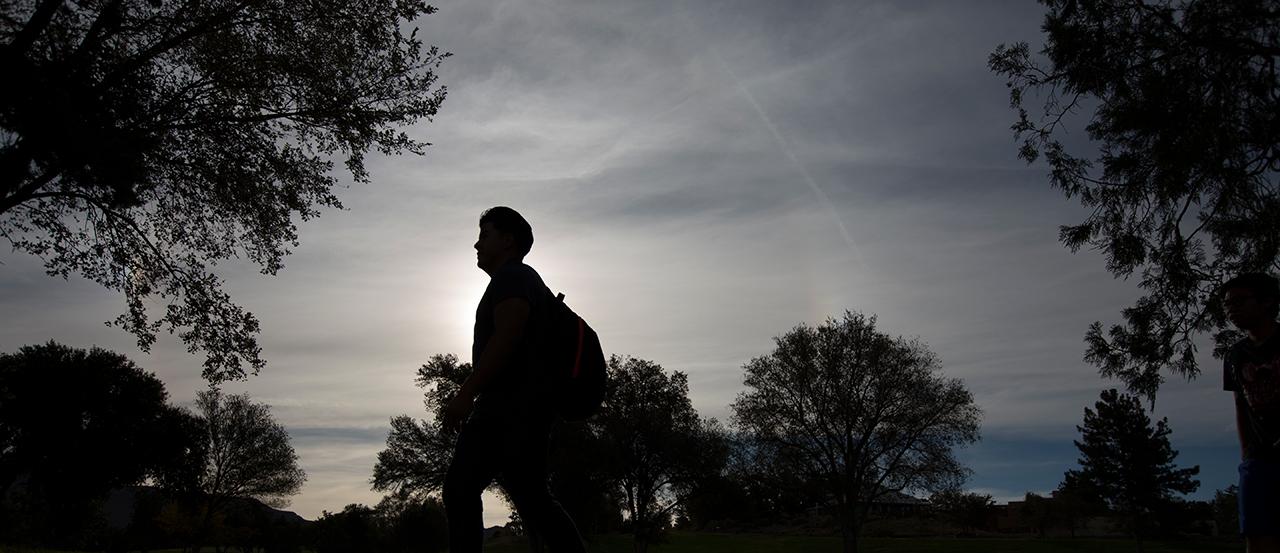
[1067,389,1199,547]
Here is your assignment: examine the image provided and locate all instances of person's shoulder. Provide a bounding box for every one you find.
[494,261,540,281]
[491,262,547,297]
[1226,335,1264,365]
[1228,337,1251,357]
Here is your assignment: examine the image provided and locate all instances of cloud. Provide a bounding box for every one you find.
[0,0,1240,516]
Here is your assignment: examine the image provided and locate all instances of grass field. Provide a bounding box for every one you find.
[485,532,1245,553]
[0,533,1245,553]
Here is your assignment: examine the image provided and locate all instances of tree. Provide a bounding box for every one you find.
[0,0,449,383]
[988,0,1280,400]
[545,418,623,536]
[0,342,196,547]
[595,355,722,553]
[1066,389,1199,546]
[731,311,981,553]
[375,493,449,553]
[1212,485,1239,537]
[1018,492,1055,537]
[930,490,995,536]
[714,432,830,528]
[1052,471,1107,538]
[675,429,771,532]
[148,404,209,496]
[371,354,469,500]
[372,352,622,542]
[309,504,379,553]
[307,497,447,553]
[193,388,304,547]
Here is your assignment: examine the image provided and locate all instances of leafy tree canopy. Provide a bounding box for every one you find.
[371,353,468,499]
[0,0,449,382]
[706,432,829,526]
[0,341,192,497]
[989,0,1280,400]
[930,489,995,535]
[0,342,199,545]
[731,311,980,553]
[597,355,723,552]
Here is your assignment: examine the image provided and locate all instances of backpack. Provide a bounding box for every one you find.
[542,291,606,421]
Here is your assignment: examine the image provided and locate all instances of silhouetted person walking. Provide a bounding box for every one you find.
[1223,273,1280,553]
[441,207,587,553]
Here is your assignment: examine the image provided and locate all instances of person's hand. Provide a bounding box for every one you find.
[442,393,474,434]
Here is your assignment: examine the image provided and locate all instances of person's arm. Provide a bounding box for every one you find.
[1235,392,1252,460]
[442,297,530,432]
[1225,357,1248,460]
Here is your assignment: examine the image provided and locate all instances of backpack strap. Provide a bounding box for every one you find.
[573,318,585,378]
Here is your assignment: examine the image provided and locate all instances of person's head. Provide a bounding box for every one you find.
[1221,272,1280,330]
[474,206,533,273]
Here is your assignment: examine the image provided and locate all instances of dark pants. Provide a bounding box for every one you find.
[1240,458,1280,536]
[443,402,586,553]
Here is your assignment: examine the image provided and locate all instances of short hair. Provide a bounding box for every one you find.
[479,206,534,255]
[1221,272,1280,318]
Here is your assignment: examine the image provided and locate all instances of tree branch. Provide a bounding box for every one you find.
[102,1,251,88]
[7,0,65,55]
[0,169,61,215]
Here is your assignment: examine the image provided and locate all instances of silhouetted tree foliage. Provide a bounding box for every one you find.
[373,353,623,540]
[676,429,782,532]
[546,420,622,536]
[676,469,744,531]
[375,493,449,553]
[308,496,447,553]
[735,433,830,520]
[929,490,995,536]
[1018,492,1055,538]
[1051,471,1107,538]
[731,311,981,553]
[1067,389,1199,545]
[681,432,827,531]
[148,406,208,496]
[0,342,195,547]
[192,388,304,549]
[597,355,724,553]
[1212,485,1239,537]
[989,0,1280,400]
[310,504,378,553]
[1150,496,1214,538]
[372,354,469,499]
[0,0,449,383]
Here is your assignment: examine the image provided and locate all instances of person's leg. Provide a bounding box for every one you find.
[1240,459,1280,553]
[444,418,501,553]
[500,417,587,553]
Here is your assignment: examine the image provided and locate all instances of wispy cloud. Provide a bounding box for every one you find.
[0,0,1239,520]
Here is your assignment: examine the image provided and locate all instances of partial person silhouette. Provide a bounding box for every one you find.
[441,207,587,553]
[1222,273,1280,553]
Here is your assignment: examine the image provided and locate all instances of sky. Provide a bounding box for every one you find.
[0,0,1242,526]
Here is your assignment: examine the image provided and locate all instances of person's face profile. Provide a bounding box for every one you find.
[474,222,513,272]
[1224,287,1268,329]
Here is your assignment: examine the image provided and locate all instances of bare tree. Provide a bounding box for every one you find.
[732,311,981,553]
[193,388,304,548]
